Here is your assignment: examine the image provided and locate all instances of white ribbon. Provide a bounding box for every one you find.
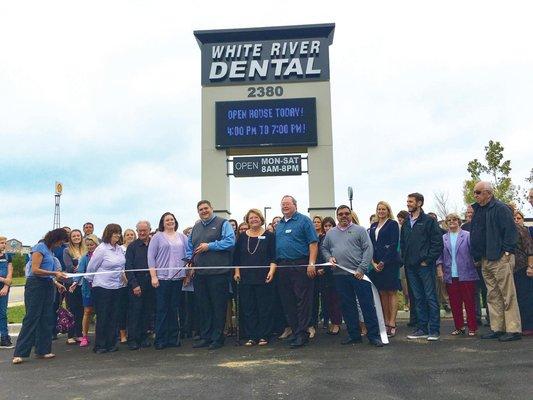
[67,261,388,344]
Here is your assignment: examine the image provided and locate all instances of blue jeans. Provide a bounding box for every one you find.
[406,265,440,334]
[14,277,55,357]
[155,280,182,347]
[334,274,380,342]
[0,285,9,337]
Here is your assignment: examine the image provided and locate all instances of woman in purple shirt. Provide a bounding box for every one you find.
[148,212,187,350]
[86,224,127,353]
[436,213,479,336]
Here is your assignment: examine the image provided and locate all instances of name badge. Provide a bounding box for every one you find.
[285,229,292,234]
[258,236,266,240]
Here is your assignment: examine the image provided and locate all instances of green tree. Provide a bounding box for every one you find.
[11,252,27,278]
[463,140,517,205]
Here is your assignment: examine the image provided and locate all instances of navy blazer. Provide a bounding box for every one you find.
[369,219,401,266]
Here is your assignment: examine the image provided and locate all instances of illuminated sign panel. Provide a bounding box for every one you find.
[215,98,317,148]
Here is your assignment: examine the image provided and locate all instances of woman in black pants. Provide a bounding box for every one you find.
[86,224,127,354]
[13,229,69,364]
[63,229,86,344]
[233,209,277,346]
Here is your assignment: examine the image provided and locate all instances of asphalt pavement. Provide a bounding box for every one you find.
[0,320,531,400]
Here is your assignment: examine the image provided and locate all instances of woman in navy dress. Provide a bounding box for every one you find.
[368,201,402,337]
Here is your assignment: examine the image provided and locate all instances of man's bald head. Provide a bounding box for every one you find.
[473,181,494,206]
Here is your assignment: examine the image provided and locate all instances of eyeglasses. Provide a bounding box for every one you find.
[337,212,351,216]
[473,190,483,195]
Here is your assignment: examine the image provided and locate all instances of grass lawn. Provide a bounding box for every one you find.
[8,305,25,324]
[11,277,26,286]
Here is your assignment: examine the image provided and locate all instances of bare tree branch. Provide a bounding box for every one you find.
[433,191,450,220]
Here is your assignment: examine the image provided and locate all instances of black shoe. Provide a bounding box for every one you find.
[443,305,452,313]
[93,348,108,354]
[208,342,223,350]
[154,343,166,350]
[140,339,152,348]
[0,336,14,349]
[107,346,119,353]
[128,342,140,351]
[192,340,210,349]
[498,333,521,342]
[341,337,363,345]
[481,331,504,339]
[289,335,308,349]
[166,341,181,348]
[285,334,297,343]
[369,338,384,347]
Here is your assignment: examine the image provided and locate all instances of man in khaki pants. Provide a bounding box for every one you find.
[470,181,521,342]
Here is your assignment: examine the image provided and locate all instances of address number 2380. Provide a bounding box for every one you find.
[247,86,284,98]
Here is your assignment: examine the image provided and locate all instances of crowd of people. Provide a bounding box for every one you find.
[1,184,531,365]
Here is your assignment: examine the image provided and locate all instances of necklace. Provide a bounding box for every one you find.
[247,234,261,255]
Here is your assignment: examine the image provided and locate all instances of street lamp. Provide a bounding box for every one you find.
[348,186,354,210]
[264,206,271,228]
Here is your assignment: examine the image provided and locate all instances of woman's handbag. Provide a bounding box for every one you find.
[56,294,75,334]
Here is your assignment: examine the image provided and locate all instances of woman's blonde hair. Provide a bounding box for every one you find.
[444,213,462,229]
[84,234,100,246]
[351,211,359,225]
[123,228,137,245]
[245,208,265,225]
[376,201,395,220]
[68,229,87,259]
[514,210,524,219]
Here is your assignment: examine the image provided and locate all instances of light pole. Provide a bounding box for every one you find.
[348,186,353,211]
[264,206,271,229]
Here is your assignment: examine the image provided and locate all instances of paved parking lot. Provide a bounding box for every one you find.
[1,320,531,400]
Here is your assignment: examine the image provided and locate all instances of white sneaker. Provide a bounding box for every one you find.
[427,333,440,341]
[407,330,429,340]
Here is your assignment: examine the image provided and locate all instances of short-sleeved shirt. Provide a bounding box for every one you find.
[0,253,13,278]
[275,211,318,261]
[27,242,56,279]
[0,253,13,289]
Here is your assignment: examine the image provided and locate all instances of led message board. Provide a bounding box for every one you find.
[215,97,317,148]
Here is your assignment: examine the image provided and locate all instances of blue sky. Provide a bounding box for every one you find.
[1,0,532,244]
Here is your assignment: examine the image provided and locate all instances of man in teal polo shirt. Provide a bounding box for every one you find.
[275,195,318,348]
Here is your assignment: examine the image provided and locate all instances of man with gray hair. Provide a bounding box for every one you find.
[470,181,521,341]
[125,220,154,350]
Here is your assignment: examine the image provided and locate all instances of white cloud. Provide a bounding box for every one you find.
[2,0,533,243]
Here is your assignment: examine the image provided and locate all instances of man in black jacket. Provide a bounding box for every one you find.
[125,221,155,350]
[400,193,443,341]
[470,181,520,342]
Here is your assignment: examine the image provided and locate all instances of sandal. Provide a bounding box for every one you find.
[12,357,24,365]
[258,339,268,346]
[327,325,341,335]
[450,329,466,336]
[244,339,256,347]
[388,326,397,338]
